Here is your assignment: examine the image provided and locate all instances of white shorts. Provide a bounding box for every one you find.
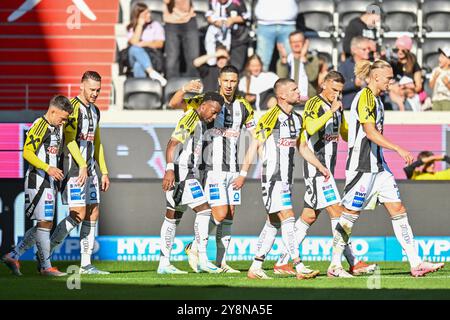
[304,174,341,210]
[204,171,241,207]
[262,181,293,214]
[166,178,208,212]
[341,170,401,211]
[25,187,57,221]
[62,175,100,207]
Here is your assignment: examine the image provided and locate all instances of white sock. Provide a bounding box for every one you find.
[391,213,422,268]
[276,218,310,266]
[331,218,358,267]
[149,70,167,86]
[216,219,232,267]
[36,227,52,270]
[159,217,178,268]
[11,226,37,259]
[50,216,78,252]
[281,217,302,272]
[80,221,96,268]
[330,212,359,268]
[250,220,279,270]
[191,216,220,253]
[194,209,211,266]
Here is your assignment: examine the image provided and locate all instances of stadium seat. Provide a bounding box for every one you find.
[130,0,164,24]
[421,39,447,73]
[380,0,418,38]
[193,0,209,32]
[163,77,198,107]
[297,0,335,38]
[422,0,450,38]
[337,0,380,33]
[308,38,334,66]
[124,78,163,110]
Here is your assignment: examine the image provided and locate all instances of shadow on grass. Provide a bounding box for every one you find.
[0,280,449,300]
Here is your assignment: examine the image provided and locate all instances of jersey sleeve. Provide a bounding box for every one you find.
[241,98,256,130]
[23,119,49,171]
[94,126,108,175]
[183,95,204,112]
[340,112,349,142]
[358,89,376,124]
[254,107,279,142]
[171,110,199,144]
[303,98,333,136]
[64,103,88,168]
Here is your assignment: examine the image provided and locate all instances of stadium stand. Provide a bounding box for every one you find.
[422,38,446,72]
[0,0,117,111]
[380,0,419,38]
[336,0,377,34]
[297,0,336,38]
[124,78,162,109]
[422,0,450,38]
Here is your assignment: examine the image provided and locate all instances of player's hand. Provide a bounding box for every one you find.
[331,94,343,113]
[183,79,203,93]
[77,166,88,187]
[101,174,110,192]
[162,170,175,192]
[319,166,330,181]
[47,166,64,181]
[396,146,414,165]
[232,175,246,190]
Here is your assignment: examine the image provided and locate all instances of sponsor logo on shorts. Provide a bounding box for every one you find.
[70,186,83,201]
[233,191,240,202]
[90,191,97,201]
[190,185,203,199]
[281,193,292,206]
[209,187,220,201]
[277,138,297,147]
[44,200,54,217]
[323,189,337,202]
[352,191,366,208]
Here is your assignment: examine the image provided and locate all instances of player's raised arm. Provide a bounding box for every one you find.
[168,79,203,111]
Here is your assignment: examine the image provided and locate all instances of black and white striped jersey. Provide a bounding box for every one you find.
[254,105,302,184]
[63,96,100,177]
[346,87,386,173]
[302,95,348,178]
[24,116,63,190]
[186,94,256,173]
[171,109,204,181]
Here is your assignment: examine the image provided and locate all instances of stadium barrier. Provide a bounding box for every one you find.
[18,235,450,263]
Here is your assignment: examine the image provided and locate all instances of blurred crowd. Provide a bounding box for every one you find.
[119,0,450,111]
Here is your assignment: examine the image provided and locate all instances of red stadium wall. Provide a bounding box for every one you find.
[0,0,118,111]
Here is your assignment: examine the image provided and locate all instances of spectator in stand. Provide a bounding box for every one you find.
[430,47,450,111]
[342,3,380,60]
[404,151,450,180]
[127,2,167,85]
[276,31,320,105]
[163,0,199,79]
[238,54,278,110]
[204,0,251,72]
[193,44,231,92]
[255,0,298,71]
[317,56,330,89]
[387,35,424,111]
[339,37,370,110]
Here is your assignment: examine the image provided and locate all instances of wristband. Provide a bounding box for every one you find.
[181,85,186,93]
[239,170,247,177]
[166,163,174,171]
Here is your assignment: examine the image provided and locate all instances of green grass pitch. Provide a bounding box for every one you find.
[1,261,449,300]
